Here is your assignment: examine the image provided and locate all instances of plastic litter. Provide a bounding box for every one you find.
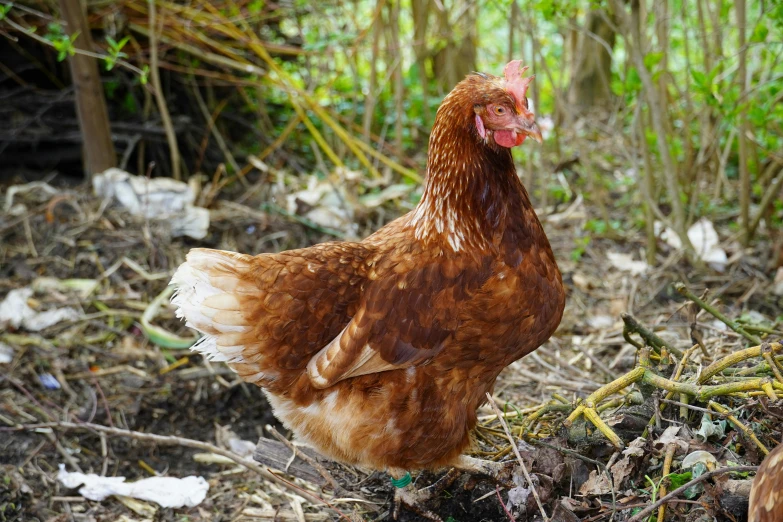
[57,465,209,508]
[93,168,209,239]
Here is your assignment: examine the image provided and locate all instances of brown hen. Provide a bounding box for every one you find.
[749,442,783,521]
[172,60,564,516]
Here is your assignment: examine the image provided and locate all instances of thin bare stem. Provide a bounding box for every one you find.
[486,393,549,522]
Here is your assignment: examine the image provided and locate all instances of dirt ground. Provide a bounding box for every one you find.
[1,174,781,522]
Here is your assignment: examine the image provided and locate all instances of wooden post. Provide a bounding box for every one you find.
[59,0,116,178]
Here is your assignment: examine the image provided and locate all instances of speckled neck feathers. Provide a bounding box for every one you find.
[410,84,535,253]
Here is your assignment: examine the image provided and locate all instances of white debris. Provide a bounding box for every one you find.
[538,115,555,141]
[682,450,718,471]
[3,181,59,212]
[359,183,414,208]
[587,315,615,330]
[0,342,13,364]
[773,267,783,296]
[0,288,79,331]
[93,168,209,239]
[607,251,649,275]
[656,219,728,271]
[57,465,208,508]
[286,176,358,236]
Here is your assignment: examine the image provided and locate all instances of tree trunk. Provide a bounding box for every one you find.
[432,1,477,95]
[736,0,750,243]
[362,0,384,141]
[59,0,116,178]
[386,0,404,153]
[412,0,431,129]
[567,9,616,116]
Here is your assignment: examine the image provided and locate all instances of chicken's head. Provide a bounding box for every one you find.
[472,60,542,148]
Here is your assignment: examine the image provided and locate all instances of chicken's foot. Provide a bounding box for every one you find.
[389,468,460,521]
[389,456,518,519]
[452,455,515,487]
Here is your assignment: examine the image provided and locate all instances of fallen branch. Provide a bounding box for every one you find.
[622,313,683,357]
[674,283,762,345]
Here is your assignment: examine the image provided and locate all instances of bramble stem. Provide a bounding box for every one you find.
[622,313,683,357]
[674,283,762,344]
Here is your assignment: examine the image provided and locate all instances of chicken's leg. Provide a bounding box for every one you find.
[389,456,516,520]
[450,455,517,488]
[389,468,459,521]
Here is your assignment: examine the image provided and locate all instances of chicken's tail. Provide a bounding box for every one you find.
[170,248,261,375]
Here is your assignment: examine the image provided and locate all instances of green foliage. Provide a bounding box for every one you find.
[14,0,777,242]
[667,471,692,489]
[0,3,12,20]
[44,23,77,61]
[641,475,664,522]
[571,236,590,261]
[548,183,571,205]
[104,35,130,71]
[584,219,621,236]
[139,65,150,85]
[726,461,752,478]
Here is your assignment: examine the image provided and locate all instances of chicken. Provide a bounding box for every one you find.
[749,442,783,521]
[171,60,565,517]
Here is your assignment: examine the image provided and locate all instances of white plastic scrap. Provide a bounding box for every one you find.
[0,342,13,364]
[57,465,209,508]
[607,251,650,275]
[656,218,728,271]
[285,176,359,237]
[0,288,79,331]
[93,168,209,239]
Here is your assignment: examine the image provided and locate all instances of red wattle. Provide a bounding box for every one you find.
[494,130,525,148]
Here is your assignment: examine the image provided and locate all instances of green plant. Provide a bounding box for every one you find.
[44,23,77,61]
[571,236,590,261]
[0,3,12,20]
[104,35,130,70]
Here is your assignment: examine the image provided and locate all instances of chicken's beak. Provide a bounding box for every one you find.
[518,120,543,144]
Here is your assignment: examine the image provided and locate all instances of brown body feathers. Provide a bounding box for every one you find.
[172,61,565,471]
[749,443,783,521]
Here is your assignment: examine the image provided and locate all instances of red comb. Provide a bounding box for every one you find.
[503,60,534,112]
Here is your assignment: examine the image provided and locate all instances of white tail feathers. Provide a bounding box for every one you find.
[170,249,254,363]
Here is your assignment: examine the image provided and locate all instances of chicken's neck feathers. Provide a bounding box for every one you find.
[411,101,537,253]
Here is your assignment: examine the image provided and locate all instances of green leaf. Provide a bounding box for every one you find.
[643,52,664,70]
[750,22,769,43]
[141,286,198,349]
[667,472,692,489]
[0,3,13,20]
[690,70,706,89]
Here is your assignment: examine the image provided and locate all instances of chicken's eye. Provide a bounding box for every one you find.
[493,106,506,116]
